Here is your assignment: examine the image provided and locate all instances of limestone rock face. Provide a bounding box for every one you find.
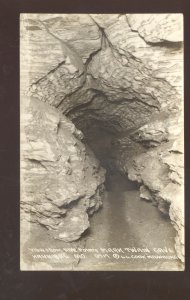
[20,15,87,107]
[125,132,184,261]
[21,14,183,132]
[41,14,102,62]
[126,14,183,43]
[20,14,184,262]
[20,97,105,242]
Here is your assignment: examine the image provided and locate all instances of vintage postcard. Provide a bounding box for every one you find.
[20,13,184,271]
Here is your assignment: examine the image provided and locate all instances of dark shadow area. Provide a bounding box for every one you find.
[83,123,118,170]
[105,171,139,192]
[74,119,139,191]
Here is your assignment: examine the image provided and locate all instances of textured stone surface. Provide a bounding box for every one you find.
[125,133,184,260]
[20,14,86,107]
[20,97,105,246]
[22,13,183,129]
[139,185,152,201]
[42,14,102,62]
[20,13,184,262]
[126,14,183,43]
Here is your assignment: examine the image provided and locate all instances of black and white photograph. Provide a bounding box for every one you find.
[20,13,184,271]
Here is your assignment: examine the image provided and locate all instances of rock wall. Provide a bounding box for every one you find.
[20,96,105,244]
[118,131,184,262]
[20,14,184,261]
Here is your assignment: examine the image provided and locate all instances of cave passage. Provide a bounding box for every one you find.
[19,13,184,272]
[81,122,119,173]
[75,123,181,270]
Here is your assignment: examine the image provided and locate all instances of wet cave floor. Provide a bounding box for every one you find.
[22,171,183,271]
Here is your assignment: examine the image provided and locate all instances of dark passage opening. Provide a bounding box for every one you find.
[82,123,118,171]
[73,119,138,190]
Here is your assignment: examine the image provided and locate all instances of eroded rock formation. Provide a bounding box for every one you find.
[20,14,184,262]
[20,97,105,243]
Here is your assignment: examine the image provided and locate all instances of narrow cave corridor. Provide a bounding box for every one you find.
[21,111,183,270]
[68,121,181,270]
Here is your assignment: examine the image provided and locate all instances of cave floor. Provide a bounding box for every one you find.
[76,172,183,271]
[21,172,183,271]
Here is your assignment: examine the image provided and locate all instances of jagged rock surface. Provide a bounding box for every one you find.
[20,14,184,262]
[20,97,105,243]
